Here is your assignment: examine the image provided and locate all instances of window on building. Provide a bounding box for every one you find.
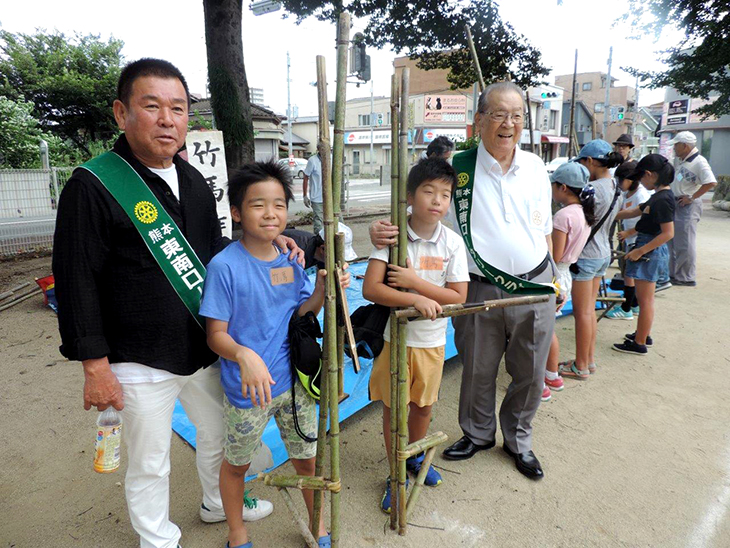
[358,114,370,127]
[563,124,569,135]
[549,110,557,130]
[386,112,391,125]
[595,102,604,113]
[582,82,592,91]
[600,78,605,89]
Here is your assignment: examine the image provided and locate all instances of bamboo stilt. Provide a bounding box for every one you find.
[317,54,342,548]
[405,445,437,517]
[277,487,320,548]
[388,72,401,532]
[396,67,410,536]
[254,473,340,491]
[331,12,350,218]
[399,431,448,460]
[335,232,348,399]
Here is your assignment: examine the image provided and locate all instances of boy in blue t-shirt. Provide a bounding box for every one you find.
[200,161,344,548]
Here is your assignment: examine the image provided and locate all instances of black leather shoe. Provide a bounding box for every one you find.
[503,445,544,480]
[442,436,495,460]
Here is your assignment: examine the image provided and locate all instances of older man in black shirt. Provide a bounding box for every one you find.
[53,59,297,548]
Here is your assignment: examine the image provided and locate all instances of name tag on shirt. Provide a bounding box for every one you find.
[419,256,444,271]
[270,266,294,286]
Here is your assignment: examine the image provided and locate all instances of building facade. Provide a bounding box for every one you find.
[560,100,595,156]
[658,89,730,176]
[554,72,636,144]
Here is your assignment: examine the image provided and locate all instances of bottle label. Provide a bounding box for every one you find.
[94,424,122,473]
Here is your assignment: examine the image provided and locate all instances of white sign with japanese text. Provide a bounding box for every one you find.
[186,130,232,239]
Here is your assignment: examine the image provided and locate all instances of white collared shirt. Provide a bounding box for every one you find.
[448,142,552,276]
[369,221,469,348]
[671,148,716,197]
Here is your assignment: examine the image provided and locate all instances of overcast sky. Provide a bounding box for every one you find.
[1,0,681,117]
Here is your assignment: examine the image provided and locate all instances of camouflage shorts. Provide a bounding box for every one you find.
[223,382,318,467]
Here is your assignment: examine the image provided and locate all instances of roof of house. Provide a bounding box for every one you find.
[190,98,282,123]
[281,132,309,145]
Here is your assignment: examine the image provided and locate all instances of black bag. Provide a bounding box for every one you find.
[288,310,323,442]
[570,181,622,275]
[344,303,390,360]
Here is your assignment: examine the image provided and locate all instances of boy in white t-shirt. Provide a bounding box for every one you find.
[362,158,469,513]
[607,161,652,320]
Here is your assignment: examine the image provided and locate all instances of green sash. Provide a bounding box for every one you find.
[79,152,207,328]
[451,147,555,295]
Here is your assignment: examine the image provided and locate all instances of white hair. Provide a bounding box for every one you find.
[477,81,524,114]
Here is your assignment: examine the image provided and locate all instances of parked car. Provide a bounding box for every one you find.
[277,157,309,179]
[545,157,569,174]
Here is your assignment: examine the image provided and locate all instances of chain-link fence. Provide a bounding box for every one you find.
[0,167,74,257]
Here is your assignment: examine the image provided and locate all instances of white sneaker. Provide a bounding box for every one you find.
[200,492,274,523]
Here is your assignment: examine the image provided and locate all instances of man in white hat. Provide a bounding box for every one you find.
[666,131,717,286]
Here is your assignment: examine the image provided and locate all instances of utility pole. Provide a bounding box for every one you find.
[632,74,639,149]
[567,49,578,157]
[370,78,375,175]
[602,46,612,139]
[286,51,293,160]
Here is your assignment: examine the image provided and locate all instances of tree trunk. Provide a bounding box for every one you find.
[202,0,256,171]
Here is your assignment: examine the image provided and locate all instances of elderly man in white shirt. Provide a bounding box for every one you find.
[667,131,717,286]
[370,82,555,480]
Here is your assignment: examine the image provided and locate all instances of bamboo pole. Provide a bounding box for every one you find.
[567,49,578,158]
[317,54,342,548]
[394,295,551,320]
[396,67,410,536]
[405,445,437,517]
[525,89,535,154]
[332,12,350,217]
[399,431,448,460]
[277,487,320,548]
[388,72,401,531]
[335,232,347,399]
[0,288,42,312]
[254,473,339,491]
[464,25,485,92]
[311,333,329,537]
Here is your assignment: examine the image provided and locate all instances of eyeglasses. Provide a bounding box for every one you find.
[484,111,524,124]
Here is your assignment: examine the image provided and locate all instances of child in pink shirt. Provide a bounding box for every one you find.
[543,162,595,399]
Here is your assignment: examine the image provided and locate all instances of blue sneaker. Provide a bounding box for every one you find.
[406,454,442,486]
[631,305,640,315]
[605,307,633,320]
[380,476,411,513]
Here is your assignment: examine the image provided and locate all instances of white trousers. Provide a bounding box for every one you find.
[120,365,225,548]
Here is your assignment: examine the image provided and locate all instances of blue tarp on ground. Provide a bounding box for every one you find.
[171,261,614,476]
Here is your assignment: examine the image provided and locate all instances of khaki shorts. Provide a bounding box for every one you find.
[369,342,445,408]
[223,382,317,467]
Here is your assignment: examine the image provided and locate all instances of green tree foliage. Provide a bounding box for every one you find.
[0,30,123,150]
[0,96,77,168]
[281,0,549,88]
[624,0,730,119]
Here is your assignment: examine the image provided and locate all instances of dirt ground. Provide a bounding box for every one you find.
[2,211,730,548]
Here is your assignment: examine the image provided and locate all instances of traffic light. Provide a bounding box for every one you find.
[540,91,558,99]
[360,55,371,83]
[350,33,367,74]
[617,106,625,120]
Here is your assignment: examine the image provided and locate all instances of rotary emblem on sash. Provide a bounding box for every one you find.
[532,210,543,226]
[134,201,158,224]
[457,172,469,188]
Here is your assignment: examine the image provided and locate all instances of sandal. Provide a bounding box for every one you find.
[558,360,589,380]
[318,534,331,547]
[226,542,253,548]
[588,362,597,374]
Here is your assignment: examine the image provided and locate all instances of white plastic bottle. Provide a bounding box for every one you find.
[94,408,123,473]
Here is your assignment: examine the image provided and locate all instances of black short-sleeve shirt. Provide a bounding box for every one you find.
[636,189,675,236]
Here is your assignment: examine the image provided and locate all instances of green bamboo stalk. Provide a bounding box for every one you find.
[317,54,342,548]
[311,328,329,537]
[255,473,339,491]
[331,12,350,218]
[400,431,448,460]
[277,487,320,548]
[464,24,485,92]
[405,446,437,518]
[396,67,410,537]
[388,72,400,532]
[335,232,346,400]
